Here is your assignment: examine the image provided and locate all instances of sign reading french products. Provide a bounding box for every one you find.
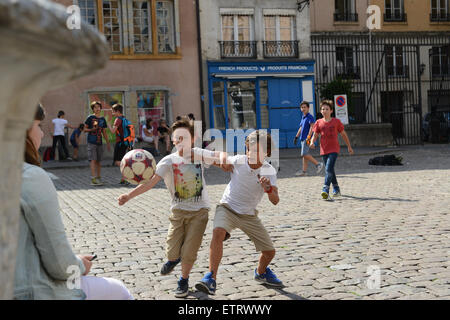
[334,94,349,125]
[209,62,315,75]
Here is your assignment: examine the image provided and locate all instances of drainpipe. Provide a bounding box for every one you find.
[195,0,206,133]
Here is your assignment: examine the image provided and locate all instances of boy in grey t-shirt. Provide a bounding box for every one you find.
[117,119,223,298]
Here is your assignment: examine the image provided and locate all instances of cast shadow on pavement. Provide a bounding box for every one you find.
[267,286,308,300]
[339,195,419,202]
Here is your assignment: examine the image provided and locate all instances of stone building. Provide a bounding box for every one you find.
[40,0,202,156]
[198,0,314,150]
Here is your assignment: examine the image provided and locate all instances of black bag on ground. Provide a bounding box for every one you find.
[369,154,403,166]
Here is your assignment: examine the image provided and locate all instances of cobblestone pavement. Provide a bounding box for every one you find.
[48,145,450,300]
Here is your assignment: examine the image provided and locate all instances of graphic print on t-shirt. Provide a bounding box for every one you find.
[172,163,203,202]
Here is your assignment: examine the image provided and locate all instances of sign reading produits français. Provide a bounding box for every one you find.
[334,94,349,125]
[208,61,315,75]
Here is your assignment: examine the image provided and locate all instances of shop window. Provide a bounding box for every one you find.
[227,81,256,130]
[137,91,169,136]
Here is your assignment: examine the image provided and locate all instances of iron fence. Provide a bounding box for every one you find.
[312,32,450,145]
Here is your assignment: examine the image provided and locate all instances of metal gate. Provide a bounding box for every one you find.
[312,32,450,145]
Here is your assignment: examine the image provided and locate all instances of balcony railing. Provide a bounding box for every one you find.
[387,65,409,78]
[384,12,407,22]
[432,65,450,77]
[262,41,299,58]
[219,41,257,59]
[335,65,360,79]
[430,13,450,21]
[334,12,358,22]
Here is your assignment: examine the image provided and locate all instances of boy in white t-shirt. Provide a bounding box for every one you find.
[51,110,76,161]
[195,130,283,295]
[117,119,224,298]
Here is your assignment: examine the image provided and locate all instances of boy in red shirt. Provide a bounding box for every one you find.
[310,100,354,200]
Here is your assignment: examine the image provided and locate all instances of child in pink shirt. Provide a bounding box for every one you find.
[310,100,354,200]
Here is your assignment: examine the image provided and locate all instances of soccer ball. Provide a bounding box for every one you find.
[120,149,156,185]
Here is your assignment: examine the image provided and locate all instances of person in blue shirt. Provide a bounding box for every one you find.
[293,101,324,176]
[70,123,84,161]
[84,101,111,185]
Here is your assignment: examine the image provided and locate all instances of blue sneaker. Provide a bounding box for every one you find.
[332,188,341,197]
[254,267,284,287]
[160,258,181,275]
[174,277,189,298]
[195,272,216,295]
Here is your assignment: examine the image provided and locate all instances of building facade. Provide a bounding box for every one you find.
[40,0,201,150]
[311,0,450,145]
[198,0,314,149]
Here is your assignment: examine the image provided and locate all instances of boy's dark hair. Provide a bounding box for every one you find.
[146,118,152,127]
[245,130,273,157]
[90,101,102,112]
[320,99,334,111]
[175,115,182,121]
[78,123,85,131]
[112,103,123,114]
[57,110,65,118]
[187,113,195,120]
[300,101,310,108]
[171,118,194,138]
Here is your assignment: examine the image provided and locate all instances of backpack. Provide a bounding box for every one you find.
[43,147,52,162]
[369,154,403,166]
[119,116,135,149]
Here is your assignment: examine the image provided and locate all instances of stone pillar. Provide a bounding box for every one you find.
[0,0,109,299]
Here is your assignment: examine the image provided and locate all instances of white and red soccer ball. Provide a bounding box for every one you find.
[120,149,156,185]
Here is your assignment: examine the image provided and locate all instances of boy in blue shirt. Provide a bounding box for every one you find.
[293,101,324,176]
[84,101,111,185]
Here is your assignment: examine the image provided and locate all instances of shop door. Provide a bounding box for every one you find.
[268,79,302,148]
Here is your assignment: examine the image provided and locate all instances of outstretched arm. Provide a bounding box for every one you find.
[118,174,162,205]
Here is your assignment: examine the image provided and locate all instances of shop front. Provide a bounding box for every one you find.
[207,60,315,149]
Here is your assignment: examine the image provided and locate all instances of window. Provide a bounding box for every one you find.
[102,0,123,53]
[431,0,450,21]
[385,0,406,21]
[156,1,175,53]
[334,0,357,21]
[137,91,169,135]
[263,15,297,57]
[431,46,450,77]
[336,46,359,78]
[264,15,296,42]
[87,92,124,143]
[221,14,253,42]
[220,14,256,58]
[132,1,152,53]
[78,0,178,57]
[77,0,97,26]
[386,46,408,77]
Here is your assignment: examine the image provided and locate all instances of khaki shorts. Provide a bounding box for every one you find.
[87,143,103,162]
[213,204,274,252]
[166,208,209,265]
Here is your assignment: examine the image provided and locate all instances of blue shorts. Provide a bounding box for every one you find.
[70,139,78,149]
[300,140,310,157]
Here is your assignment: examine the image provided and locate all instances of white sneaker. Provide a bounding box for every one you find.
[316,162,324,174]
[295,170,307,177]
